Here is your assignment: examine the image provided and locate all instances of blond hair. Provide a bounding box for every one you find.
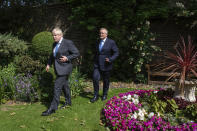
[52,27,63,35]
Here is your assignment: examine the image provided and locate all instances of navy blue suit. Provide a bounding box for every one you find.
[93,38,119,96]
[48,38,79,110]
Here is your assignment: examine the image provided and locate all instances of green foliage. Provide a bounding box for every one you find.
[166,99,179,113]
[38,68,56,102]
[69,67,87,97]
[31,31,53,64]
[38,66,87,102]
[2,0,197,81]
[135,0,171,20]
[140,89,196,125]
[14,73,39,102]
[141,92,167,116]
[184,104,197,121]
[0,33,28,66]
[0,63,16,104]
[67,0,164,81]
[128,21,161,82]
[14,55,44,75]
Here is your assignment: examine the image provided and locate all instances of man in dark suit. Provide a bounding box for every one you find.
[90,28,119,103]
[42,27,79,116]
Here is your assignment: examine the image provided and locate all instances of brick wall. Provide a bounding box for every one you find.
[151,19,196,52]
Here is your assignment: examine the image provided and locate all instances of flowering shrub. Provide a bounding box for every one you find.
[14,73,39,102]
[103,89,197,130]
[128,21,161,82]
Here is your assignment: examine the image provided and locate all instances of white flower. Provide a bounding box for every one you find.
[148,112,154,118]
[176,2,185,8]
[138,109,144,116]
[122,95,127,99]
[139,115,145,121]
[138,110,145,120]
[126,94,132,100]
[190,12,194,16]
[133,99,139,105]
[141,108,147,115]
[153,91,158,93]
[131,112,138,119]
[157,113,160,117]
[146,21,150,26]
[133,94,139,99]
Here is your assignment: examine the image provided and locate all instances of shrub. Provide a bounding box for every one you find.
[161,35,197,102]
[69,67,87,97]
[38,66,86,102]
[31,31,53,64]
[38,68,55,102]
[0,33,28,66]
[14,73,39,102]
[14,55,44,75]
[128,21,161,83]
[185,104,197,122]
[0,63,16,104]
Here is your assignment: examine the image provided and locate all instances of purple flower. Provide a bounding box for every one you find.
[103,89,197,130]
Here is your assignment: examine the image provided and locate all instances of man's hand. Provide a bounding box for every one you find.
[59,56,68,62]
[105,58,110,62]
[46,65,50,72]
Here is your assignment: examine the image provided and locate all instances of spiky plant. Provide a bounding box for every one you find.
[162,35,197,101]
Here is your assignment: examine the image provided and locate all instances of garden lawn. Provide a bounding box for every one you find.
[0,87,137,131]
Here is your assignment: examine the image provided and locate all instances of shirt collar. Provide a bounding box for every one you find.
[101,37,107,43]
[58,37,63,44]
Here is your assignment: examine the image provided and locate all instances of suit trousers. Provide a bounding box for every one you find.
[93,68,110,96]
[49,75,70,110]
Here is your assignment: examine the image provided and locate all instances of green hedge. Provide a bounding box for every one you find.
[31,31,53,64]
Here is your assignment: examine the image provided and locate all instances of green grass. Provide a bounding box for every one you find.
[0,88,134,131]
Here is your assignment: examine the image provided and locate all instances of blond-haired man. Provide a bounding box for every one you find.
[42,27,79,116]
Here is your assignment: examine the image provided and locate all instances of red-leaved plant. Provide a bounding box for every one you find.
[162,35,197,101]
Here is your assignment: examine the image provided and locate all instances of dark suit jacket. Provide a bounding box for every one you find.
[94,38,119,71]
[48,38,79,75]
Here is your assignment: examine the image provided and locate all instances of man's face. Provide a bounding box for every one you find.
[99,29,107,40]
[52,33,62,42]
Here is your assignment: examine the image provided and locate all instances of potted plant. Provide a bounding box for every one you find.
[162,35,197,102]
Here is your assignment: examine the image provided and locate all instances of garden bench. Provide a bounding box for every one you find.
[145,64,180,85]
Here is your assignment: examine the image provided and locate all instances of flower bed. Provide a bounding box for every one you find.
[103,89,197,130]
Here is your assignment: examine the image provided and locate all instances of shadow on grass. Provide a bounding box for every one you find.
[38,72,54,108]
[79,91,93,100]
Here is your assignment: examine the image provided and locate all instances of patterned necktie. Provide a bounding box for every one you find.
[54,43,60,57]
[99,40,104,52]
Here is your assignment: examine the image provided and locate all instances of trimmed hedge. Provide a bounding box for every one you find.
[31,31,53,63]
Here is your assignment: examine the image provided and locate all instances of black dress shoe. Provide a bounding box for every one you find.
[102,95,107,101]
[90,96,99,103]
[41,109,55,116]
[60,102,71,109]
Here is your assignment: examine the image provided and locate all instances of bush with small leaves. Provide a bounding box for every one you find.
[0,33,28,66]
[14,55,44,75]
[31,31,53,64]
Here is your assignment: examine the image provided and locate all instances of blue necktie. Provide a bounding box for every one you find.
[99,40,104,52]
[54,43,60,57]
